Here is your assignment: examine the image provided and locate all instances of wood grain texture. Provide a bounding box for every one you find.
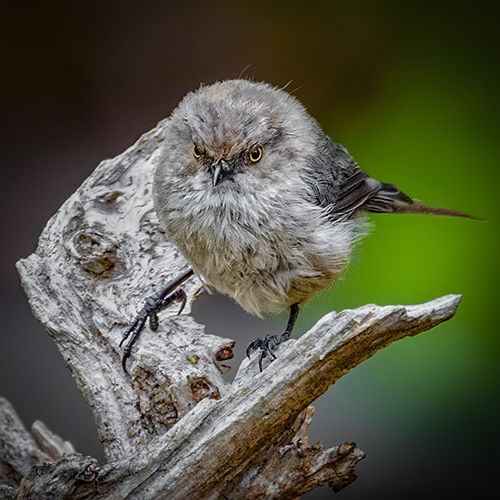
[4,120,462,499]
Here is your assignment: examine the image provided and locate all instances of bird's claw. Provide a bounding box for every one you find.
[120,285,190,374]
[246,334,284,372]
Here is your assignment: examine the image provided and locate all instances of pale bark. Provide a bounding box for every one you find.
[0,398,74,489]
[0,121,462,499]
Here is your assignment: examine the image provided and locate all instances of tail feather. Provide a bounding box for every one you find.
[391,199,478,219]
[361,182,479,220]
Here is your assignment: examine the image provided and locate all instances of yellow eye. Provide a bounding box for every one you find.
[249,146,263,163]
[193,144,202,159]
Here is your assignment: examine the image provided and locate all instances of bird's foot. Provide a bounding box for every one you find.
[246,332,290,372]
[120,269,193,373]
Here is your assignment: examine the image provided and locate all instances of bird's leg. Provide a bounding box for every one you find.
[120,268,194,373]
[279,303,300,343]
[246,303,300,372]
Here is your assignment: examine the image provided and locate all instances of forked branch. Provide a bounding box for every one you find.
[1,121,462,499]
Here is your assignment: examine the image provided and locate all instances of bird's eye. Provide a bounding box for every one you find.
[193,144,202,159]
[249,146,263,163]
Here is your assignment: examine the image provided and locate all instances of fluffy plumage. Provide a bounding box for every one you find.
[153,79,472,318]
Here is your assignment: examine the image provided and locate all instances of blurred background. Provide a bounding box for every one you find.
[1,0,498,498]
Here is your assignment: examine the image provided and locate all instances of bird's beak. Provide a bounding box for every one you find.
[211,159,232,187]
[212,162,222,187]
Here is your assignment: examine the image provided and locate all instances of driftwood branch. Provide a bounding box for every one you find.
[2,120,462,499]
[0,398,76,490]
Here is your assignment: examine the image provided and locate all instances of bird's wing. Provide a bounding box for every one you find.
[307,138,475,220]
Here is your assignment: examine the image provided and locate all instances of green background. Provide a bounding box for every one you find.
[1,0,498,497]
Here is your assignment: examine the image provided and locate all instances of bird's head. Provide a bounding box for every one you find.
[161,79,319,191]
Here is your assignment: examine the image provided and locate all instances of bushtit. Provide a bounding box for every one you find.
[121,79,474,372]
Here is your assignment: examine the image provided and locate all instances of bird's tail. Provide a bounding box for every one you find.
[391,199,477,219]
[361,182,479,220]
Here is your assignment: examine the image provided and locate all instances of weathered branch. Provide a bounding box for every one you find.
[1,294,460,499]
[16,123,234,464]
[4,120,463,499]
[0,398,76,489]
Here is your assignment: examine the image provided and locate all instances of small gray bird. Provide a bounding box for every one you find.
[121,79,474,371]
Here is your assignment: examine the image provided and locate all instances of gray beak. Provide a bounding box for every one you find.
[211,160,232,187]
[212,162,223,187]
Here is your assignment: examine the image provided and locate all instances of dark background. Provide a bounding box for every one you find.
[1,1,498,498]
